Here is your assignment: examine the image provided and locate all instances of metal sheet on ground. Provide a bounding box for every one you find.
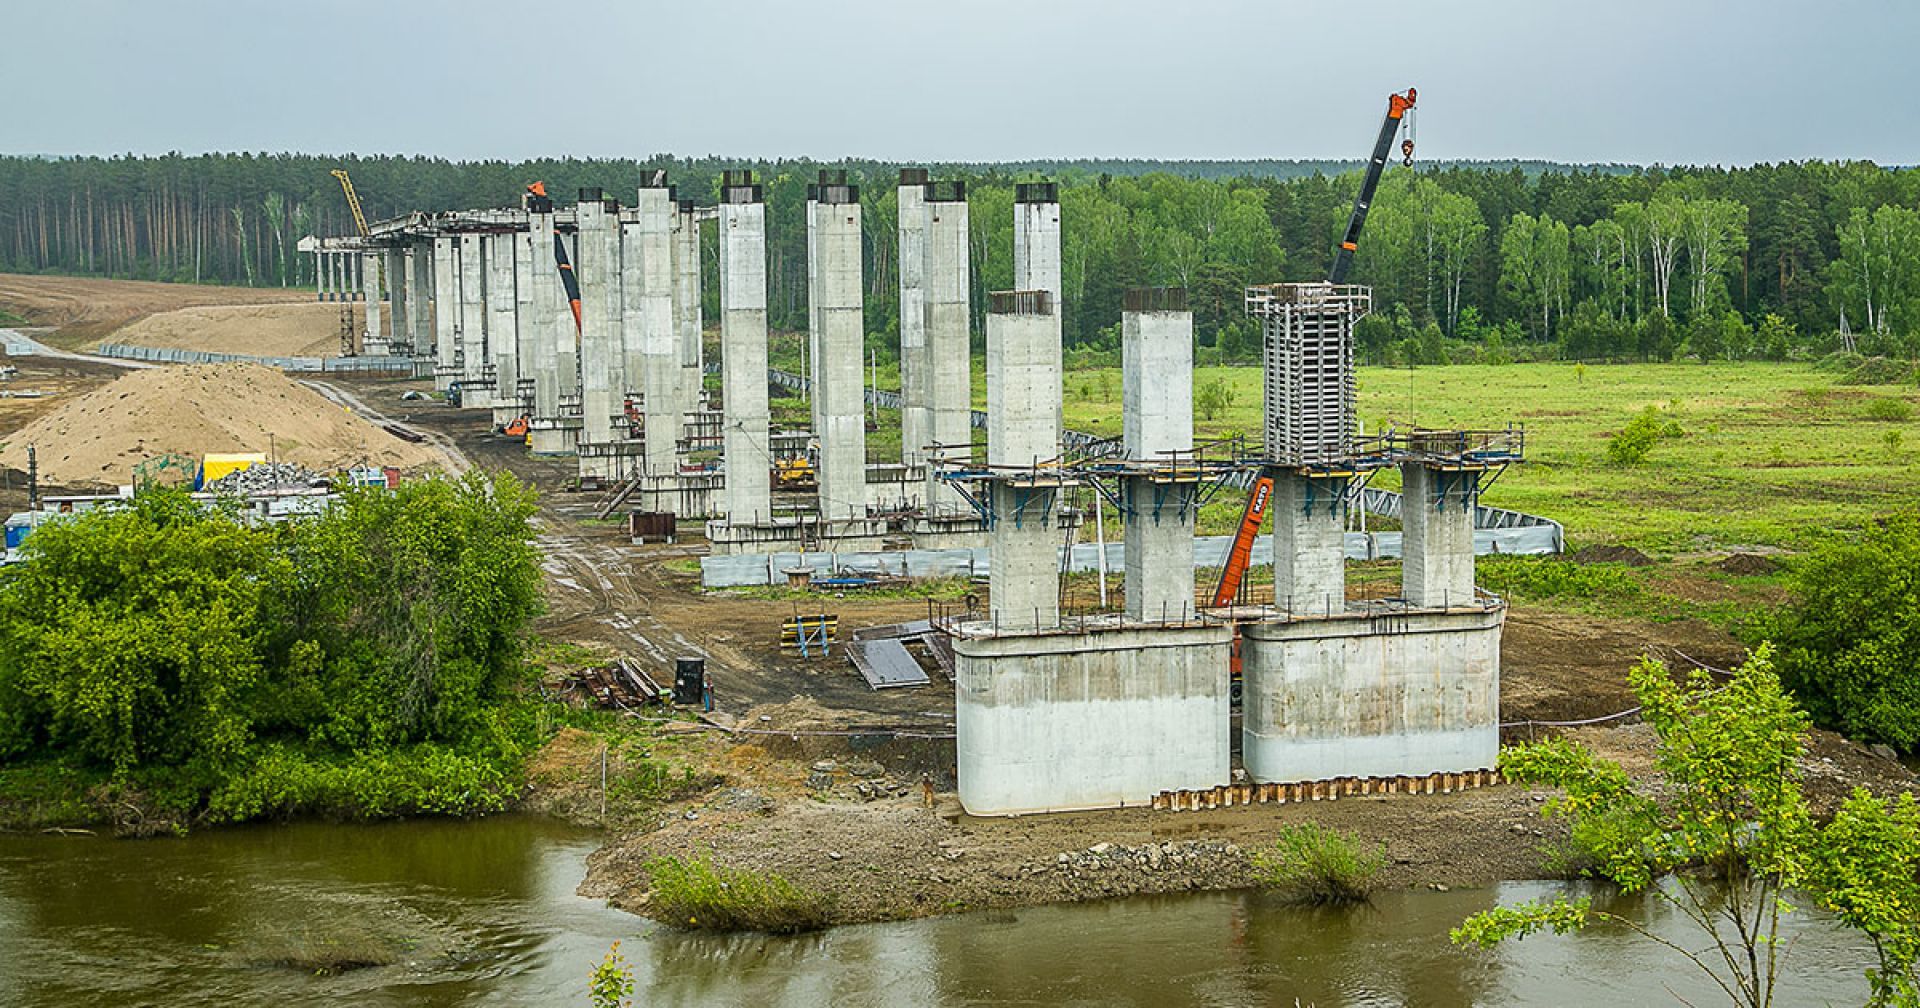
[850,638,930,689]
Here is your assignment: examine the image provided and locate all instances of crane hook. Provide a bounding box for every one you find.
[1401,139,1416,167]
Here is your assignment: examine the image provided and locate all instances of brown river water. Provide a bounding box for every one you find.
[0,815,1876,1007]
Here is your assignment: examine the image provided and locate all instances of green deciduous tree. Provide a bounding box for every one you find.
[1770,512,1920,750]
[1453,649,1810,1007]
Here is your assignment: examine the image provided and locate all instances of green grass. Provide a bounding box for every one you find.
[646,854,831,933]
[1057,361,1920,555]
[1251,822,1387,905]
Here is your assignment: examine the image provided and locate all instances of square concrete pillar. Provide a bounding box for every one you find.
[628,184,679,477]
[1401,463,1478,609]
[897,169,929,467]
[1272,473,1346,615]
[483,232,520,413]
[360,251,384,355]
[430,236,459,389]
[922,181,972,513]
[1122,287,1196,622]
[718,174,771,523]
[988,482,1059,631]
[575,194,623,449]
[673,200,704,415]
[457,234,487,388]
[811,181,867,521]
[407,243,432,359]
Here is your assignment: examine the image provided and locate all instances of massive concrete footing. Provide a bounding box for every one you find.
[953,623,1232,815]
[1240,609,1503,783]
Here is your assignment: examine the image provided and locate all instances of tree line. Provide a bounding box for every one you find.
[0,152,1914,362]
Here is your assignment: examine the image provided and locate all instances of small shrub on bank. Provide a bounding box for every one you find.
[1605,405,1684,466]
[1864,396,1915,422]
[646,854,831,933]
[1251,822,1386,904]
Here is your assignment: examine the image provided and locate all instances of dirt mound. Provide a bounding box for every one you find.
[1570,544,1653,567]
[0,363,438,487]
[106,303,342,358]
[1718,552,1780,576]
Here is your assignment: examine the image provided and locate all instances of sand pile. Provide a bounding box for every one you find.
[105,303,344,358]
[0,363,438,487]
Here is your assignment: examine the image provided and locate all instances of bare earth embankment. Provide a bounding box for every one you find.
[0,272,307,347]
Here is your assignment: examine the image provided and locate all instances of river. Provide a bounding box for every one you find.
[0,816,1875,1007]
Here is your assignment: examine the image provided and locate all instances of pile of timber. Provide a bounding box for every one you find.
[573,657,667,708]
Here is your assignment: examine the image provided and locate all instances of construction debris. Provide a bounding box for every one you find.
[206,461,327,493]
[567,656,668,709]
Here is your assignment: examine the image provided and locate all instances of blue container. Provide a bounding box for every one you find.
[5,522,28,550]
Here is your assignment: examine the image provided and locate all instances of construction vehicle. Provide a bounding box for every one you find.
[773,455,817,491]
[501,415,531,439]
[331,169,375,357]
[1210,87,1415,612]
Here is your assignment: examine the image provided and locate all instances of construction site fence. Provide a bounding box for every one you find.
[699,525,1561,589]
[95,342,433,376]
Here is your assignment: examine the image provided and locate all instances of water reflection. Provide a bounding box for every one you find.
[0,818,1880,1008]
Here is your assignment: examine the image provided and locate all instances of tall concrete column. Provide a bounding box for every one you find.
[525,204,562,426]
[923,181,972,512]
[408,244,432,359]
[628,184,679,476]
[812,181,867,522]
[1122,287,1197,623]
[986,291,1062,631]
[360,251,383,355]
[384,247,407,355]
[575,193,624,448]
[315,251,327,301]
[718,173,771,524]
[805,183,823,439]
[1014,183,1063,437]
[897,169,929,467]
[1273,473,1347,616]
[513,222,541,413]
[1401,464,1478,609]
[673,201,703,414]
[457,234,487,387]
[483,231,520,412]
[431,236,459,389]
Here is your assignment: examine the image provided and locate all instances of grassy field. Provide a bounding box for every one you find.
[749,325,1918,555]
[1056,361,1919,555]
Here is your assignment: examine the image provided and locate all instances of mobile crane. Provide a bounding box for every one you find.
[1209,87,1415,611]
[331,169,375,357]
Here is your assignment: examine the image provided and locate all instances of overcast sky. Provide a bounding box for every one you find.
[5,0,1915,166]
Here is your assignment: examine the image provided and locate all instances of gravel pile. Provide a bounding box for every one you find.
[208,461,327,493]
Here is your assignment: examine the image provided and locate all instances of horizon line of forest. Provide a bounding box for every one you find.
[1,153,1915,363]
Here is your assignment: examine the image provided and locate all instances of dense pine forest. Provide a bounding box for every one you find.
[1,153,1915,364]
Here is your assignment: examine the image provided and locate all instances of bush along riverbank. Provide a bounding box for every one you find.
[0,474,545,834]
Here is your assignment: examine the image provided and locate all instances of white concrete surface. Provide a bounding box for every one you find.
[954,625,1232,815]
[718,183,771,522]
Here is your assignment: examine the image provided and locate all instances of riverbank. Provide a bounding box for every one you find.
[563,705,1918,929]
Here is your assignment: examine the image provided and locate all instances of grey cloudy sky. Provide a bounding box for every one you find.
[5,0,1916,165]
